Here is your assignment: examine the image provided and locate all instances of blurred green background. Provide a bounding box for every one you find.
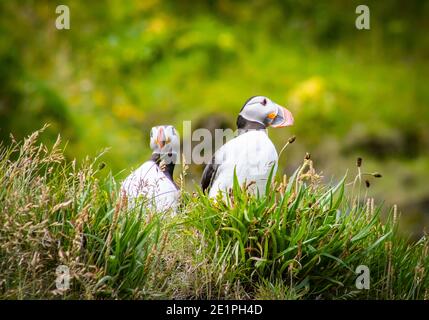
[1,0,428,236]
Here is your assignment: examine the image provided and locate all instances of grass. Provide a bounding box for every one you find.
[0,127,428,299]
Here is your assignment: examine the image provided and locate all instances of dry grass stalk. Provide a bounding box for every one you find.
[105,192,125,268]
[385,241,393,298]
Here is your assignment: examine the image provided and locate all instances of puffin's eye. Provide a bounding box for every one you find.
[261,98,267,106]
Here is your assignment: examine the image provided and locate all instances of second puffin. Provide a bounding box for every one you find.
[201,96,294,199]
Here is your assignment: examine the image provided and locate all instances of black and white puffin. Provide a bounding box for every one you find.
[122,125,180,213]
[201,96,294,198]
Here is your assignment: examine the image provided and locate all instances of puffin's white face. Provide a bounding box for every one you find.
[239,96,294,128]
[149,125,179,154]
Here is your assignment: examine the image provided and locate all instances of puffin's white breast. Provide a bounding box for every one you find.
[121,161,179,214]
[209,130,278,198]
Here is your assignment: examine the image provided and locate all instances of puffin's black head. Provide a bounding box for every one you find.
[236,96,294,130]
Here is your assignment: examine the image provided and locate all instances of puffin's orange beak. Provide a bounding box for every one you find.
[271,104,294,128]
[156,127,166,149]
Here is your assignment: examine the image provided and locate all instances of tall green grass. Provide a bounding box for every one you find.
[0,128,428,299]
[185,160,429,299]
[0,127,165,299]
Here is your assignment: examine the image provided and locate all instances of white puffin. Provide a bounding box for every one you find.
[201,96,294,199]
[121,125,180,214]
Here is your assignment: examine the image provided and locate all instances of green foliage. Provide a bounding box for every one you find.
[0,127,165,299]
[1,130,428,299]
[185,162,429,299]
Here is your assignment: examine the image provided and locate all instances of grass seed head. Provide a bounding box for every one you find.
[357,157,362,168]
[98,162,106,170]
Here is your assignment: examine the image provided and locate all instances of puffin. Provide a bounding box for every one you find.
[201,96,294,199]
[121,125,180,214]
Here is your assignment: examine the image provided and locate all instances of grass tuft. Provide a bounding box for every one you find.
[0,129,428,299]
